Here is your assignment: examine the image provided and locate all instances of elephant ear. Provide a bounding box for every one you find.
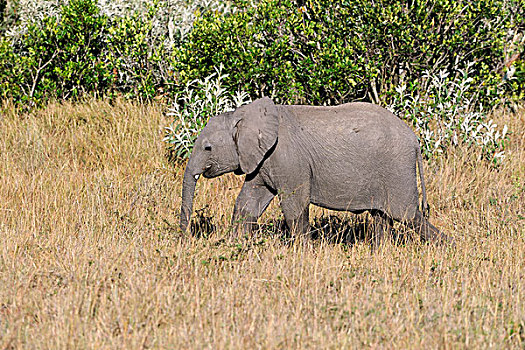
[233,97,279,174]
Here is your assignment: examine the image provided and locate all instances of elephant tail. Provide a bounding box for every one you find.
[416,146,430,218]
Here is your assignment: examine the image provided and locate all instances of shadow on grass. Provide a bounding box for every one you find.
[189,208,217,239]
[259,215,377,245]
[189,211,412,246]
[310,215,370,244]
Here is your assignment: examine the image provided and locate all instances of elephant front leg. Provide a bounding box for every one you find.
[231,176,275,238]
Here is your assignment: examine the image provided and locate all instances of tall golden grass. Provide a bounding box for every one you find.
[0,99,524,348]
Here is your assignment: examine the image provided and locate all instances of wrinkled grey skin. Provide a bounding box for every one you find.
[180,97,449,245]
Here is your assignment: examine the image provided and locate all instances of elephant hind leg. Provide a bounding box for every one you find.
[406,210,450,244]
[370,210,393,250]
[280,184,311,239]
[283,205,310,239]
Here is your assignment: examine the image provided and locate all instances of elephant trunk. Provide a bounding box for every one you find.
[180,155,202,233]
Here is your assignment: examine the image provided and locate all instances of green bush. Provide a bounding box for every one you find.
[0,37,21,100]
[1,0,522,107]
[0,0,237,105]
[174,0,367,105]
[106,5,166,100]
[0,0,112,104]
[0,0,174,104]
[0,0,6,31]
[174,0,524,107]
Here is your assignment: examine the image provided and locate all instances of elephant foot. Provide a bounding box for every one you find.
[407,210,452,245]
[229,214,258,241]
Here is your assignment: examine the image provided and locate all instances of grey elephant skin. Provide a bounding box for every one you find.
[180,97,448,245]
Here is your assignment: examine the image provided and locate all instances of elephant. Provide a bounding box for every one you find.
[180,97,449,246]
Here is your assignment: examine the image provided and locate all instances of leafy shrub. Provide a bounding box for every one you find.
[174,0,368,105]
[174,0,524,107]
[0,0,236,104]
[0,0,112,104]
[105,5,166,100]
[388,63,508,163]
[94,0,237,99]
[2,0,523,107]
[0,37,22,100]
[3,0,234,46]
[164,66,251,161]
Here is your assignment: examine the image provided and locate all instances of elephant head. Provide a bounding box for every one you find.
[180,97,279,232]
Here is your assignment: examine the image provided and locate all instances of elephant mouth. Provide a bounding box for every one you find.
[203,164,232,179]
[202,164,216,178]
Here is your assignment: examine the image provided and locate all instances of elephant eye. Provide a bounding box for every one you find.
[204,145,212,151]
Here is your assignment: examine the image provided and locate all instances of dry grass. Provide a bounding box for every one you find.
[0,99,524,349]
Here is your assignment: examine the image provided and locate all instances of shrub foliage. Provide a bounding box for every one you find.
[0,0,233,104]
[0,0,523,106]
[175,0,524,106]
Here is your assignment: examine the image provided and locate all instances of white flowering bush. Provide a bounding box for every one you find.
[164,66,251,160]
[97,0,236,49]
[388,63,509,164]
[4,0,234,47]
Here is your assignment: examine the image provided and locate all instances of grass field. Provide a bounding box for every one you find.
[0,99,524,348]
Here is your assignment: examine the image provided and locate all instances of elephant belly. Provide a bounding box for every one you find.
[309,171,419,221]
[310,181,383,212]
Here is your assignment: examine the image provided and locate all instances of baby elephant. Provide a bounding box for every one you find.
[180,97,448,245]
